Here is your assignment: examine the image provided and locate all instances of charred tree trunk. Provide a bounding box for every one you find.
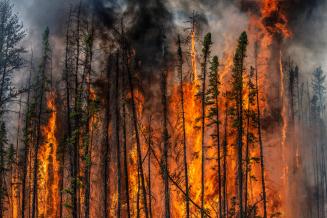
[255,44,267,218]
[60,10,72,218]
[115,53,122,218]
[161,70,171,218]
[122,59,131,218]
[244,95,250,217]
[223,101,228,218]
[200,33,212,218]
[125,49,149,218]
[103,55,112,218]
[21,54,33,218]
[177,35,190,218]
[72,3,82,217]
[84,20,94,218]
[147,117,153,218]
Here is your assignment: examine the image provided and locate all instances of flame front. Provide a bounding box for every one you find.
[38,92,60,217]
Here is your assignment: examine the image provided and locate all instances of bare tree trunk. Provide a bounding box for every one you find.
[177,35,190,218]
[213,66,222,218]
[103,55,112,218]
[244,105,250,217]
[60,10,72,218]
[255,44,267,218]
[12,94,22,218]
[115,53,122,218]
[122,65,131,218]
[72,3,82,217]
[200,43,209,218]
[161,70,171,218]
[137,167,140,218]
[31,65,45,218]
[146,116,153,218]
[223,101,228,218]
[22,55,33,218]
[84,22,94,218]
[126,50,149,218]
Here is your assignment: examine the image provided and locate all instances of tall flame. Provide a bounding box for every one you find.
[38,92,60,217]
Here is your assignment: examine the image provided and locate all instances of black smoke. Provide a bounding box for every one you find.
[92,0,174,73]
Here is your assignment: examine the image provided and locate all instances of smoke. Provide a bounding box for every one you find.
[92,0,175,73]
[13,0,79,39]
[284,0,327,74]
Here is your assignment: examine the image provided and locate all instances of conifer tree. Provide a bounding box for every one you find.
[244,67,256,217]
[199,32,212,218]
[206,55,222,217]
[0,2,25,214]
[231,31,248,218]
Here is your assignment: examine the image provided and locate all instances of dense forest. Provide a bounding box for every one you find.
[0,0,326,217]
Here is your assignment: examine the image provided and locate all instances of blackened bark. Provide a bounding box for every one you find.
[103,56,112,218]
[126,51,149,218]
[161,70,171,218]
[21,55,33,218]
[255,44,267,218]
[115,53,122,218]
[177,35,190,218]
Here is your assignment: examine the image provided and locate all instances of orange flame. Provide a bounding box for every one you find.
[38,92,60,217]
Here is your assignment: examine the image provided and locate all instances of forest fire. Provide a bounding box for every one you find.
[38,92,59,217]
[0,0,326,217]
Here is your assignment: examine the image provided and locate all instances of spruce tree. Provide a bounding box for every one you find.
[231,31,248,218]
[206,55,222,217]
[199,32,212,218]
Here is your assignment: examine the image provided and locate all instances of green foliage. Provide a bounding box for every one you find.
[0,0,26,106]
[232,31,248,97]
[202,33,212,56]
[230,31,249,132]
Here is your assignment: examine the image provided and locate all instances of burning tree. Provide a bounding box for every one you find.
[0,0,326,218]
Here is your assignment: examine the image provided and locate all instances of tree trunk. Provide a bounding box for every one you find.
[177,35,190,218]
[72,3,82,217]
[126,50,149,218]
[115,53,122,218]
[84,19,94,218]
[244,105,250,217]
[223,101,228,218]
[161,70,171,218]
[255,45,267,218]
[103,55,112,218]
[22,56,33,218]
[122,62,131,218]
[147,117,153,218]
[31,65,45,218]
